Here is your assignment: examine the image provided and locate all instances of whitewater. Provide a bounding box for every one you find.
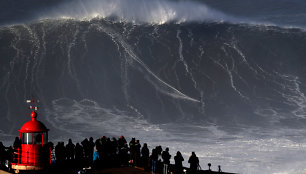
[1,0,306,173]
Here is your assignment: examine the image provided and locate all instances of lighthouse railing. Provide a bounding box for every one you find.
[11,147,51,167]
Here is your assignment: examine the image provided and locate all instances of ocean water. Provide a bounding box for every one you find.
[1,0,306,173]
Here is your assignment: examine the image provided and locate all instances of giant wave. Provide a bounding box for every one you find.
[1,18,306,140]
[1,1,306,173]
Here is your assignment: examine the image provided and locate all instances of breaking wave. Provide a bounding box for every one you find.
[49,0,233,24]
[1,7,306,172]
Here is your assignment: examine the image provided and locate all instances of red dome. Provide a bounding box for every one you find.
[19,120,48,133]
[19,110,48,133]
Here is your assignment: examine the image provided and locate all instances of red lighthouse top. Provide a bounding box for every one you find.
[19,100,48,133]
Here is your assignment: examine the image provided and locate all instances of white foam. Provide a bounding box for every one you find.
[40,0,233,24]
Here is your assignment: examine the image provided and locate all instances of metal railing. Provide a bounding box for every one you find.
[11,147,51,166]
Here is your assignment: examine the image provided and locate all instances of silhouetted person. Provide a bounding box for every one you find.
[81,138,89,159]
[13,137,21,149]
[55,142,66,164]
[218,165,222,173]
[82,137,91,167]
[7,146,14,163]
[162,147,171,174]
[110,137,118,166]
[151,148,158,174]
[141,143,149,171]
[156,146,163,174]
[156,146,163,156]
[118,136,127,148]
[48,142,54,151]
[174,151,184,174]
[120,143,129,166]
[129,138,136,166]
[66,139,75,160]
[110,137,118,154]
[88,137,95,165]
[208,163,211,171]
[99,136,107,163]
[75,143,83,161]
[0,142,5,168]
[104,137,112,166]
[135,140,141,166]
[188,152,199,174]
[118,136,128,165]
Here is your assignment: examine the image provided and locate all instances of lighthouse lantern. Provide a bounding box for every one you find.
[11,100,50,173]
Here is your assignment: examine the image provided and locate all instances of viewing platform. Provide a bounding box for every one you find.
[1,166,236,174]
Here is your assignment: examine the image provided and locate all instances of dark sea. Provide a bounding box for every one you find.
[1,0,306,173]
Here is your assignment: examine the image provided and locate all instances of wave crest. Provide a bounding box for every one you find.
[45,0,232,24]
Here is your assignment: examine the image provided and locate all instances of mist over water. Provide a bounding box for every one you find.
[0,0,233,25]
[51,0,232,24]
[1,0,306,174]
[2,0,306,28]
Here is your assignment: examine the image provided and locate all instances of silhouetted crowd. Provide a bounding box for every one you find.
[0,136,224,174]
[0,137,24,167]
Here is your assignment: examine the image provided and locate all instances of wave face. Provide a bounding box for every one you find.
[1,18,306,173]
[1,18,306,132]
